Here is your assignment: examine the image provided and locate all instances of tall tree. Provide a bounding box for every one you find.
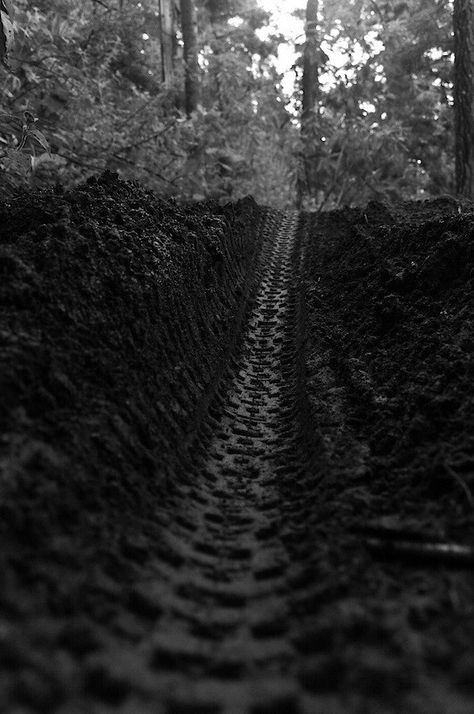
[159,0,178,83]
[180,0,199,115]
[453,0,474,199]
[299,0,320,206]
[302,0,319,125]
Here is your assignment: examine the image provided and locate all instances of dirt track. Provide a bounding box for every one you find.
[139,210,304,711]
[1,177,474,713]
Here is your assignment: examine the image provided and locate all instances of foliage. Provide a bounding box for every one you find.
[0,0,14,68]
[1,1,182,194]
[0,0,296,206]
[0,0,457,207]
[191,0,297,204]
[297,0,455,208]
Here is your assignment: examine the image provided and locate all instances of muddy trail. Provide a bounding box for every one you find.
[144,211,309,712]
[1,175,474,713]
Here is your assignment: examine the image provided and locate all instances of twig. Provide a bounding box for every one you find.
[113,95,163,133]
[112,122,176,156]
[365,537,474,568]
[444,461,474,511]
[56,150,178,186]
[55,152,104,172]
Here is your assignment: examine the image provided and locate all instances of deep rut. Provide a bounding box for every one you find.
[133,211,316,713]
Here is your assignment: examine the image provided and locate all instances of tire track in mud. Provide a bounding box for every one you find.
[139,210,318,714]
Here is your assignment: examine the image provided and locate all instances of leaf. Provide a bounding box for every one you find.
[26,127,51,154]
[0,0,14,68]
[1,0,14,20]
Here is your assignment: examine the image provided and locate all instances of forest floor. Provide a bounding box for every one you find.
[0,173,474,713]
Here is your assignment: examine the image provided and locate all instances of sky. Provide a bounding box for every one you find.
[255,1,372,97]
[257,0,307,41]
[256,0,307,94]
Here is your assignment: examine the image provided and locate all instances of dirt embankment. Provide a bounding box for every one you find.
[305,197,474,534]
[1,175,474,713]
[0,172,262,540]
[0,172,265,708]
[301,197,474,710]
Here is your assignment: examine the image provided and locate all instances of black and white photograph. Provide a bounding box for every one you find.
[1,1,474,712]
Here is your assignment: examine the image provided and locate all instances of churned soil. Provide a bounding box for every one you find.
[0,173,473,713]
[300,197,474,712]
[0,172,263,711]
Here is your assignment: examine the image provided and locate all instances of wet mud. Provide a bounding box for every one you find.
[0,175,473,712]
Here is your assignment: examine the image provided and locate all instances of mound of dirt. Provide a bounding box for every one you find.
[302,196,474,711]
[0,172,265,710]
[305,196,474,534]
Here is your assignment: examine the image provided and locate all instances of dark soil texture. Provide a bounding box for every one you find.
[0,174,473,713]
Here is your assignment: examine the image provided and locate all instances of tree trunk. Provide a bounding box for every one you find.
[302,0,319,125]
[180,0,199,116]
[454,0,474,199]
[159,0,177,83]
[298,0,319,207]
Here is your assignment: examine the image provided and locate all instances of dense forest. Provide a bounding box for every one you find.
[0,0,469,208]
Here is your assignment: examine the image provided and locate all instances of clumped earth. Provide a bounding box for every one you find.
[0,173,473,713]
[301,198,474,712]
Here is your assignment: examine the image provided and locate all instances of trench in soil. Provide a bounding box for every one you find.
[120,210,322,712]
[3,194,474,714]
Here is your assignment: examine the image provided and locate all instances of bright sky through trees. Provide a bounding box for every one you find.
[255,0,353,95]
[256,0,306,93]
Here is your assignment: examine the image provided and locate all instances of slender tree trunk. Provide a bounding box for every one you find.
[298,0,319,207]
[180,0,199,116]
[454,0,474,199]
[302,0,319,125]
[159,0,177,83]
[206,3,225,113]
